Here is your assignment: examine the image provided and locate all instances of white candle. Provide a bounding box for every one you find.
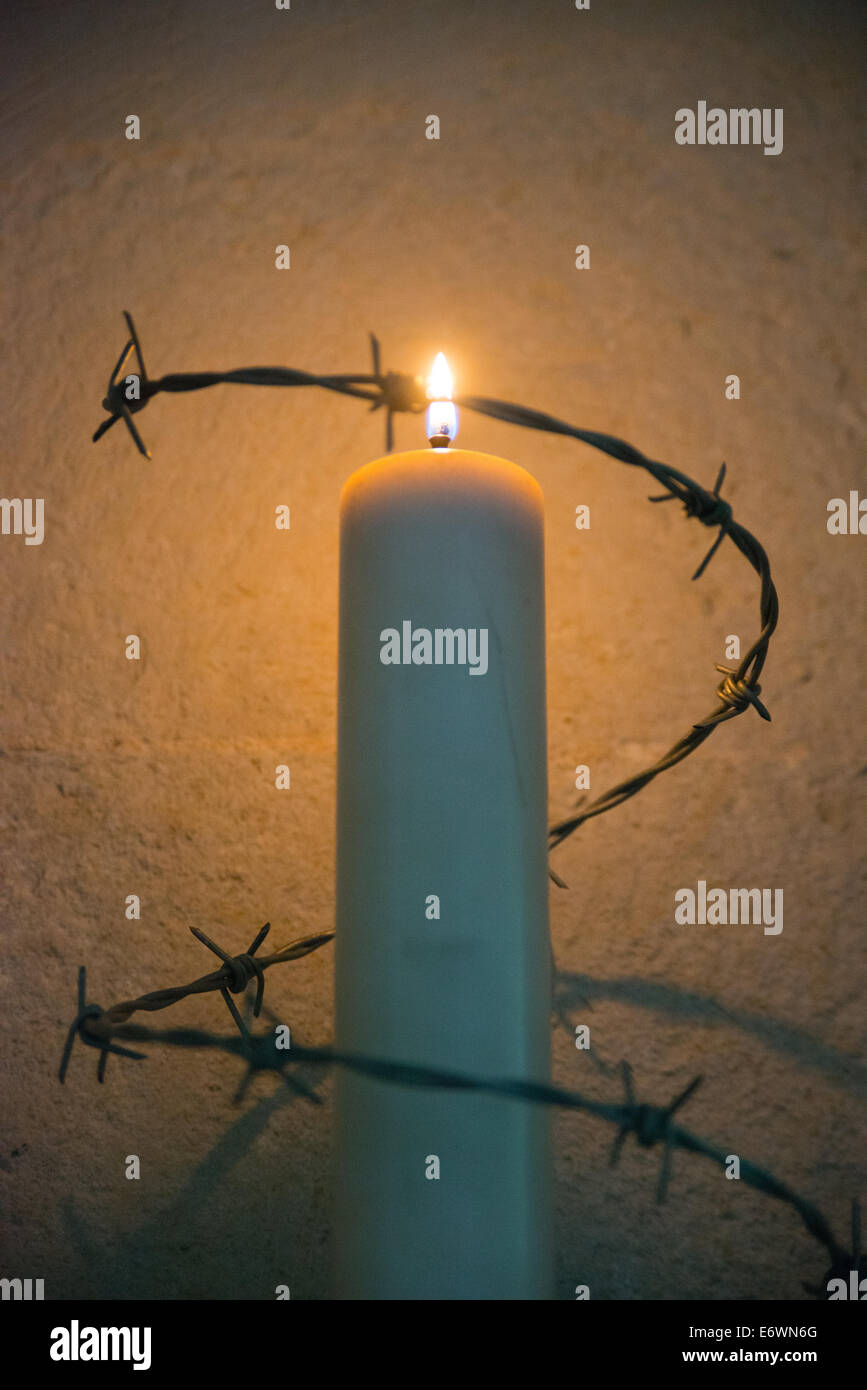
[334,361,553,1299]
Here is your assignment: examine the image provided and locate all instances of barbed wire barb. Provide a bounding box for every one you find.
[58,966,148,1085]
[59,926,335,1081]
[189,921,270,1045]
[649,459,732,579]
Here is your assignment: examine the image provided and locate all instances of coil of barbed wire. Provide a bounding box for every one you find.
[93,312,779,885]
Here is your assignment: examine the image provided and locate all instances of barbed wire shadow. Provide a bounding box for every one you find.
[58,923,863,1299]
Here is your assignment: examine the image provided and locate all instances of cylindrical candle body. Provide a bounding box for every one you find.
[335,448,553,1300]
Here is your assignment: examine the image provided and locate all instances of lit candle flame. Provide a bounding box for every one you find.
[425,352,458,445]
[427,351,453,401]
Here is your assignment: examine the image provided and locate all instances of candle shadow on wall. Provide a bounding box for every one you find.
[59,1087,320,1299]
[59,1003,333,1299]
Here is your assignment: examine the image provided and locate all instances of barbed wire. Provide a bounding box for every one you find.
[77,314,849,1298]
[58,921,334,1083]
[57,924,861,1297]
[93,313,779,884]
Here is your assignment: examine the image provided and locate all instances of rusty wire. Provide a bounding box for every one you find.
[93,312,779,884]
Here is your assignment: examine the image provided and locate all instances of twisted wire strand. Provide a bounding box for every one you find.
[93,314,778,880]
[454,398,779,864]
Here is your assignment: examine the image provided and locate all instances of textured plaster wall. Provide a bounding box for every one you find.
[0,0,863,1300]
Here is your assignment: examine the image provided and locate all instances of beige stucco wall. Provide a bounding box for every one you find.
[0,0,863,1299]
